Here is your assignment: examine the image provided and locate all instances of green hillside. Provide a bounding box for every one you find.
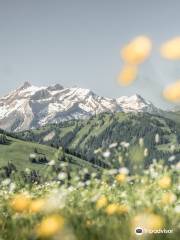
[0,132,99,183]
[0,136,55,171]
[18,112,180,168]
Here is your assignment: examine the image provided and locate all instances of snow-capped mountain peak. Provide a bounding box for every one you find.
[116,94,155,112]
[0,82,158,131]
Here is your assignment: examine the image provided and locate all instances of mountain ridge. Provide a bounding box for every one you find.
[0,82,159,132]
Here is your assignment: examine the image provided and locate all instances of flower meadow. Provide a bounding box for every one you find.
[0,143,180,240]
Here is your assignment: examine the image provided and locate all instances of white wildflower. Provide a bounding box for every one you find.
[118,156,123,164]
[25,168,31,174]
[119,167,129,175]
[83,168,89,174]
[91,193,101,202]
[68,186,75,192]
[48,160,55,166]
[1,178,11,186]
[77,182,85,188]
[139,138,144,147]
[60,162,68,167]
[102,150,111,158]
[45,191,67,212]
[109,142,118,148]
[29,153,36,159]
[74,176,80,182]
[85,180,91,186]
[144,148,149,157]
[108,169,118,175]
[58,172,67,180]
[9,183,16,192]
[121,141,130,148]
[149,168,158,179]
[91,172,97,178]
[170,145,175,152]
[168,155,176,162]
[155,134,160,144]
[94,148,101,154]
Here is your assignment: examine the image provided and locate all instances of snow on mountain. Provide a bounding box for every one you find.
[116,94,156,112]
[0,82,159,132]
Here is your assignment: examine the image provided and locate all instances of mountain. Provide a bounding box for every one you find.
[18,112,180,168]
[0,82,159,132]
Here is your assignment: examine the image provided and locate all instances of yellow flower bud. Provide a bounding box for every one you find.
[105,203,119,215]
[121,36,152,65]
[10,194,31,213]
[163,81,180,103]
[115,174,126,183]
[29,199,45,213]
[160,37,180,60]
[161,192,176,205]
[36,214,64,238]
[117,65,137,86]
[158,176,171,189]
[117,204,129,214]
[96,196,108,209]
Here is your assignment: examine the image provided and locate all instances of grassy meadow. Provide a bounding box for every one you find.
[0,140,179,240]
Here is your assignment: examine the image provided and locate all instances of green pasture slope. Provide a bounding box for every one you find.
[0,135,97,173]
[0,136,56,171]
[18,112,180,165]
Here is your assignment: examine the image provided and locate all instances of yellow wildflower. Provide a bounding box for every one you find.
[163,81,180,103]
[121,36,152,65]
[161,192,176,205]
[105,203,119,215]
[158,176,171,189]
[10,194,31,213]
[105,203,129,215]
[29,198,45,213]
[117,65,137,86]
[96,196,108,209]
[36,214,64,238]
[160,37,180,59]
[115,173,126,183]
[117,204,129,214]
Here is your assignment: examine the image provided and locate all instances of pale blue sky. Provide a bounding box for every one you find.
[0,0,180,108]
